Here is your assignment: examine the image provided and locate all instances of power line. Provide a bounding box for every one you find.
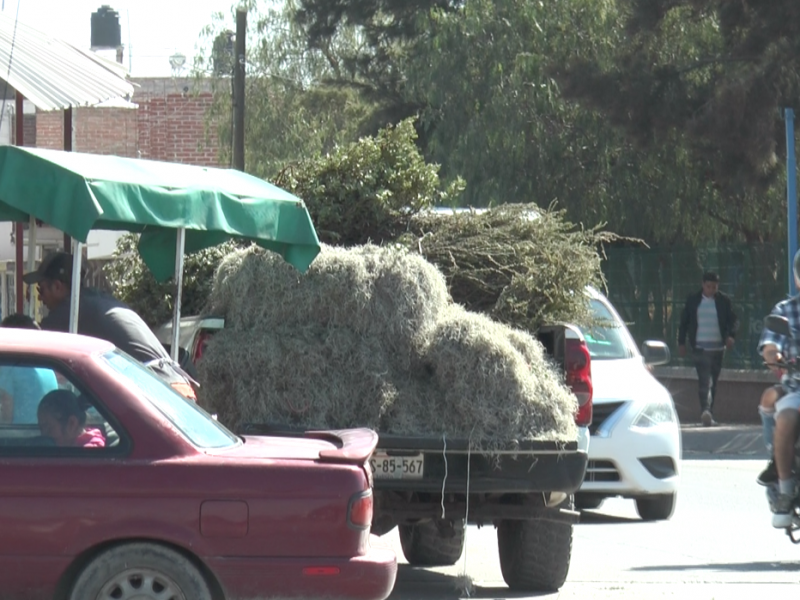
[0,0,22,142]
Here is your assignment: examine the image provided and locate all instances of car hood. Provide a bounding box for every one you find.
[214,428,379,465]
[590,357,671,404]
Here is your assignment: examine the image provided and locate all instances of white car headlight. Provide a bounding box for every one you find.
[632,402,677,428]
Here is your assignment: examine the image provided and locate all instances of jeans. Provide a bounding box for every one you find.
[693,348,724,414]
[762,392,800,454]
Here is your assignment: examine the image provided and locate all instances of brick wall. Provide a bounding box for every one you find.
[137,94,218,165]
[35,111,62,150]
[76,107,138,157]
[10,114,36,146]
[34,78,220,166]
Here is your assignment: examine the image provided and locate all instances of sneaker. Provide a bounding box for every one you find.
[772,492,795,528]
[701,410,715,427]
[757,458,779,487]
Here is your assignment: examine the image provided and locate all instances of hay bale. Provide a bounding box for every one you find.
[393,306,578,445]
[198,325,396,432]
[200,244,579,446]
[207,244,449,365]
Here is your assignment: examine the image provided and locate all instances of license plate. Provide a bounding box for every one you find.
[369,452,424,479]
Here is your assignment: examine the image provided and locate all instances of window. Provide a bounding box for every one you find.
[0,358,120,450]
[581,299,637,360]
[102,350,239,450]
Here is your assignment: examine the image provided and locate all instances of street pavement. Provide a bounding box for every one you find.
[385,425,799,599]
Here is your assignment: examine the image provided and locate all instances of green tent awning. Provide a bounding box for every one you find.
[0,146,320,279]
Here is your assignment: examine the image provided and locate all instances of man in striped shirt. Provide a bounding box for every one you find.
[678,272,739,427]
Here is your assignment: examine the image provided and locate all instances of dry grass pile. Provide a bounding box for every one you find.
[401,203,622,331]
[207,244,448,364]
[198,244,578,445]
[385,307,577,444]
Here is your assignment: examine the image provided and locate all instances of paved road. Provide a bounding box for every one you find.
[384,456,800,599]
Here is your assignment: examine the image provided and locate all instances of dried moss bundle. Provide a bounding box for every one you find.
[199,325,396,431]
[199,243,579,445]
[207,244,449,366]
[405,307,577,444]
[402,203,618,330]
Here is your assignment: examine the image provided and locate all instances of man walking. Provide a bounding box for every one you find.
[678,271,739,426]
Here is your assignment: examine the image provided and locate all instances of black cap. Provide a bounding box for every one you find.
[22,252,73,285]
[702,271,719,283]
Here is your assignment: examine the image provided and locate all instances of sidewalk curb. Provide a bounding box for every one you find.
[680,424,767,457]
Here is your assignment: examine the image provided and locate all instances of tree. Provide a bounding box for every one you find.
[293,0,787,244]
[551,0,800,197]
[276,118,464,245]
[193,0,377,179]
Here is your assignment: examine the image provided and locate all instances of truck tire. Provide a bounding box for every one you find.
[497,505,573,591]
[636,493,676,521]
[399,520,465,566]
[69,542,212,600]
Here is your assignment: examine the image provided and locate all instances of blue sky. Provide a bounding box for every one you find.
[3,0,239,76]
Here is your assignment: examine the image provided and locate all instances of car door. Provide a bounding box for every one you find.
[0,356,126,600]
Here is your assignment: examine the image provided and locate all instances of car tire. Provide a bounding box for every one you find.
[575,493,604,510]
[399,519,465,566]
[69,542,213,600]
[636,493,677,521]
[496,498,573,592]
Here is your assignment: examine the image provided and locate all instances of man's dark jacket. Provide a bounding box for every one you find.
[678,290,739,350]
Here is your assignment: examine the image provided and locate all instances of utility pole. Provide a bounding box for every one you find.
[233,8,246,171]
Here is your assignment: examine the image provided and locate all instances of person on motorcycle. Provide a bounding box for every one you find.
[758,249,800,528]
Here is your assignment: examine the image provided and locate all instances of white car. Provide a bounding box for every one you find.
[575,287,681,521]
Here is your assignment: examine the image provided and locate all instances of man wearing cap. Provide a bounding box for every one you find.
[678,271,739,427]
[23,252,197,400]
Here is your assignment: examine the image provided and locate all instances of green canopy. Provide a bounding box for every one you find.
[0,146,320,279]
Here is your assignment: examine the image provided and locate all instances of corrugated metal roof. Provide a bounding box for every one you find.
[0,13,134,111]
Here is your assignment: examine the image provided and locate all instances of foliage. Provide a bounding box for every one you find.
[193,0,376,178]
[275,118,465,245]
[291,0,788,245]
[552,0,800,197]
[103,234,242,328]
[401,204,621,330]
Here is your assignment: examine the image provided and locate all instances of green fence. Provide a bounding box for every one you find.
[602,244,789,370]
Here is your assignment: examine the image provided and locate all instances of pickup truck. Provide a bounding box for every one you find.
[155,317,591,592]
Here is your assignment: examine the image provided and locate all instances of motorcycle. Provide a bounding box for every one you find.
[762,314,800,541]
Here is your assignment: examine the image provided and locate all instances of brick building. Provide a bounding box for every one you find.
[34,77,222,167]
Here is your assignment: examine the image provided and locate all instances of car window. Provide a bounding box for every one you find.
[102,350,239,450]
[582,299,636,360]
[0,359,120,451]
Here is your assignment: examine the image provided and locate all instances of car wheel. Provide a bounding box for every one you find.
[399,519,465,566]
[69,542,213,600]
[574,493,604,510]
[496,497,573,591]
[636,493,677,521]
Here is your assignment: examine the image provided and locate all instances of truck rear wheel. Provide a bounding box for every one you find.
[497,505,573,591]
[399,519,465,566]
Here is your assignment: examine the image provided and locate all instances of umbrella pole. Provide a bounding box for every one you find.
[170,228,186,363]
[26,216,37,319]
[69,241,83,334]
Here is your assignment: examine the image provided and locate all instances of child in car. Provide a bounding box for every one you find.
[37,390,106,448]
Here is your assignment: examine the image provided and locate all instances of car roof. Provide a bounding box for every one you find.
[0,328,114,358]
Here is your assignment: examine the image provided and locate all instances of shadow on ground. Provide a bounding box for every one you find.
[630,560,800,573]
[389,565,549,600]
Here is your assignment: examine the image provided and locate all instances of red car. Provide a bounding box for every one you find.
[0,329,396,600]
